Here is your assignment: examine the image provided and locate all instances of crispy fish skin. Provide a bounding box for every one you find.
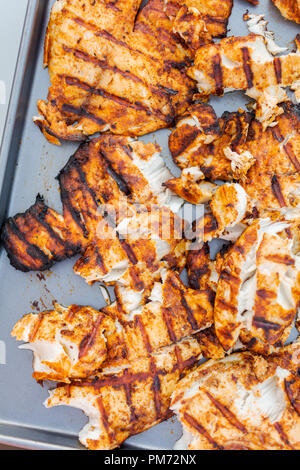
[214,218,300,353]
[171,343,300,450]
[46,336,202,450]
[12,305,115,382]
[1,136,184,282]
[272,0,300,23]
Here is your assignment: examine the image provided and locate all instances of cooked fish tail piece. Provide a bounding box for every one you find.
[1,136,183,274]
[188,33,300,99]
[11,304,115,383]
[45,336,202,450]
[272,0,300,24]
[171,342,300,450]
[214,218,300,354]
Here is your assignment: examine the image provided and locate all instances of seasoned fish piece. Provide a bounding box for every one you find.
[2,137,184,282]
[272,0,300,24]
[195,327,225,360]
[168,102,300,215]
[12,270,213,380]
[35,0,233,144]
[11,305,115,382]
[169,103,252,180]
[187,242,230,292]
[192,183,251,243]
[165,168,218,205]
[103,270,214,365]
[171,343,300,450]
[164,0,233,50]
[188,34,300,99]
[74,206,187,290]
[214,218,300,353]
[46,336,202,450]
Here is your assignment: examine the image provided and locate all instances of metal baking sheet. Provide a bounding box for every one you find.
[0,0,299,450]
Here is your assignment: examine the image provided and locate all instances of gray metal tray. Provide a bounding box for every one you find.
[0,0,299,451]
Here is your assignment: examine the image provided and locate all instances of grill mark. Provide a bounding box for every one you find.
[183,412,223,449]
[203,14,228,25]
[29,203,68,252]
[59,176,89,238]
[172,128,200,158]
[95,246,107,274]
[100,151,132,196]
[216,298,236,312]
[284,379,300,416]
[78,314,104,359]
[264,254,294,266]
[150,358,162,419]
[274,422,294,449]
[271,126,284,143]
[205,391,247,433]
[75,163,99,206]
[162,308,177,343]
[97,396,116,442]
[283,142,300,172]
[274,58,282,84]
[62,103,107,127]
[116,233,138,265]
[8,219,51,267]
[220,269,239,284]
[253,316,281,331]
[84,350,199,390]
[271,175,286,207]
[241,47,254,89]
[179,354,200,371]
[123,369,136,422]
[66,305,82,321]
[62,45,177,100]
[29,314,45,342]
[72,16,157,64]
[181,293,199,331]
[174,344,184,377]
[134,315,152,354]
[212,54,224,95]
[63,76,169,121]
[71,14,191,79]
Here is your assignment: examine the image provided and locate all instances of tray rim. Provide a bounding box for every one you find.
[0,0,84,450]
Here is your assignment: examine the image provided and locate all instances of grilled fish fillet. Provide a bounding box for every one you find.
[214,218,300,353]
[2,137,185,294]
[188,33,300,99]
[272,0,300,23]
[11,304,115,382]
[171,342,300,450]
[46,336,202,450]
[12,270,213,382]
[35,0,233,144]
[168,102,300,215]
